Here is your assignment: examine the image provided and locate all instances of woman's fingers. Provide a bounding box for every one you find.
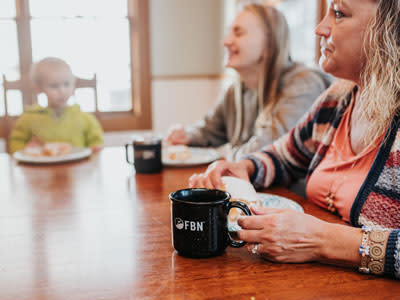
[165,125,188,145]
[189,173,203,188]
[189,173,216,189]
[189,160,229,189]
[238,229,260,243]
[237,214,268,230]
[250,206,282,215]
[204,161,226,188]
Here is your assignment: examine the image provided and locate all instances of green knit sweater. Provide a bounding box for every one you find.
[9,104,103,154]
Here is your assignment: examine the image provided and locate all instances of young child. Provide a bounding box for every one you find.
[9,57,103,154]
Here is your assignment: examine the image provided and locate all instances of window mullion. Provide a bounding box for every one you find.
[15,0,34,106]
[127,0,152,128]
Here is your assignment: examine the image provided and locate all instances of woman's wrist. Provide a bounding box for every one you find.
[317,223,362,267]
[238,159,255,179]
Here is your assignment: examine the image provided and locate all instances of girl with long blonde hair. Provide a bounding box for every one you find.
[165,4,331,161]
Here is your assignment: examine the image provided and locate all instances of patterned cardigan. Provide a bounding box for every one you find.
[246,80,400,278]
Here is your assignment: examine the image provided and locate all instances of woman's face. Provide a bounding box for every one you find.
[223,10,266,73]
[315,0,378,82]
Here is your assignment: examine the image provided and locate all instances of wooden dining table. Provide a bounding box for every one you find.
[0,147,399,300]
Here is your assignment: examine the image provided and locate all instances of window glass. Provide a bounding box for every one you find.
[6,90,23,116]
[276,0,317,66]
[0,20,20,117]
[0,21,20,80]
[233,0,317,66]
[73,89,96,112]
[30,0,127,17]
[31,18,132,112]
[0,1,16,18]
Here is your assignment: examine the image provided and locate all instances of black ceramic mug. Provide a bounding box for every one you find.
[169,188,251,258]
[125,137,162,174]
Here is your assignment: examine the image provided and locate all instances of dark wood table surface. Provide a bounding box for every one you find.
[0,147,398,300]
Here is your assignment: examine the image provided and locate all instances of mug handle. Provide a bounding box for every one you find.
[227,201,251,248]
[125,143,134,165]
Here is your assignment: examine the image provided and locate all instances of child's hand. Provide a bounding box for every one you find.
[90,145,103,153]
[26,136,44,148]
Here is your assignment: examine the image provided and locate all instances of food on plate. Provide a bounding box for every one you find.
[166,145,191,161]
[23,146,43,157]
[42,142,72,156]
[221,176,261,222]
[23,142,72,157]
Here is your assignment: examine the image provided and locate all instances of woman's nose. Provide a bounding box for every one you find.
[223,34,233,47]
[315,15,331,38]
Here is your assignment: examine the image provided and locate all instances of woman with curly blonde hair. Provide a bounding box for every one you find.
[189,0,400,279]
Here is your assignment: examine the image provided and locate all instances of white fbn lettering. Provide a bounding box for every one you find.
[182,220,204,231]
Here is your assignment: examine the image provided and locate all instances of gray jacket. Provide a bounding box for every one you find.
[185,63,333,161]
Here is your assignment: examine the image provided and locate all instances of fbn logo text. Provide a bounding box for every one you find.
[175,218,205,232]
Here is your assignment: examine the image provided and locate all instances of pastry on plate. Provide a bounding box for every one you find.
[42,142,72,156]
[23,142,72,157]
[166,145,191,161]
[23,146,43,157]
[221,176,260,222]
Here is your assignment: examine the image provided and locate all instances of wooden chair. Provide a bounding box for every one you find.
[1,74,98,153]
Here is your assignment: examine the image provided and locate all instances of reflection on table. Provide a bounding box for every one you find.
[0,147,398,299]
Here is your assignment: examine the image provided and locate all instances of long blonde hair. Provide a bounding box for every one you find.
[359,0,400,144]
[243,4,295,138]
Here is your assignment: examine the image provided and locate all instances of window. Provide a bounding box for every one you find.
[233,0,323,66]
[275,0,318,66]
[0,0,151,137]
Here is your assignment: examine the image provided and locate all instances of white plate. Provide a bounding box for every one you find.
[162,147,220,167]
[229,192,303,231]
[13,147,92,164]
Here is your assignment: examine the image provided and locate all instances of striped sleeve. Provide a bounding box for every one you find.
[385,229,400,278]
[244,80,355,189]
[245,87,338,188]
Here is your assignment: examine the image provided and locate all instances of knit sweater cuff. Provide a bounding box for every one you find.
[242,155,265,189]
[384,229,400,278]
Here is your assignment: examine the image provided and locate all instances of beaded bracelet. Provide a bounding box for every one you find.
[358,226,388,275]
[368,230,387,275]
[359,226,371,274]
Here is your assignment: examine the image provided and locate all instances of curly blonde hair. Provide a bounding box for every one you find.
[359,0,400,144]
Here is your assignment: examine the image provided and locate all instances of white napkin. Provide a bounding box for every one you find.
[221,176,259,204]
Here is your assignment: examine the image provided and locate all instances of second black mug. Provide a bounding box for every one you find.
[125,137,162,174]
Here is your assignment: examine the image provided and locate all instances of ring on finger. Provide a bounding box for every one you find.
[251,243,259,255]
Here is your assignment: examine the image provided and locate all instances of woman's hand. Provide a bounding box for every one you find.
[238,205,328,263]
[189,159,255,189]
[165,124,189,145]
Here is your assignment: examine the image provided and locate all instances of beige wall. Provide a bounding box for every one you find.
[150,0,228,138]
[150,0,225,76]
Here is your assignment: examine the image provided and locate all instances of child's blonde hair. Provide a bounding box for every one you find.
[30,57,75,87]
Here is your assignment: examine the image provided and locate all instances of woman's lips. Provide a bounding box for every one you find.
[321,47,332,55]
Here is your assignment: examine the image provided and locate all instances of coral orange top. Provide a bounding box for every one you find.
[306,98,382,222]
